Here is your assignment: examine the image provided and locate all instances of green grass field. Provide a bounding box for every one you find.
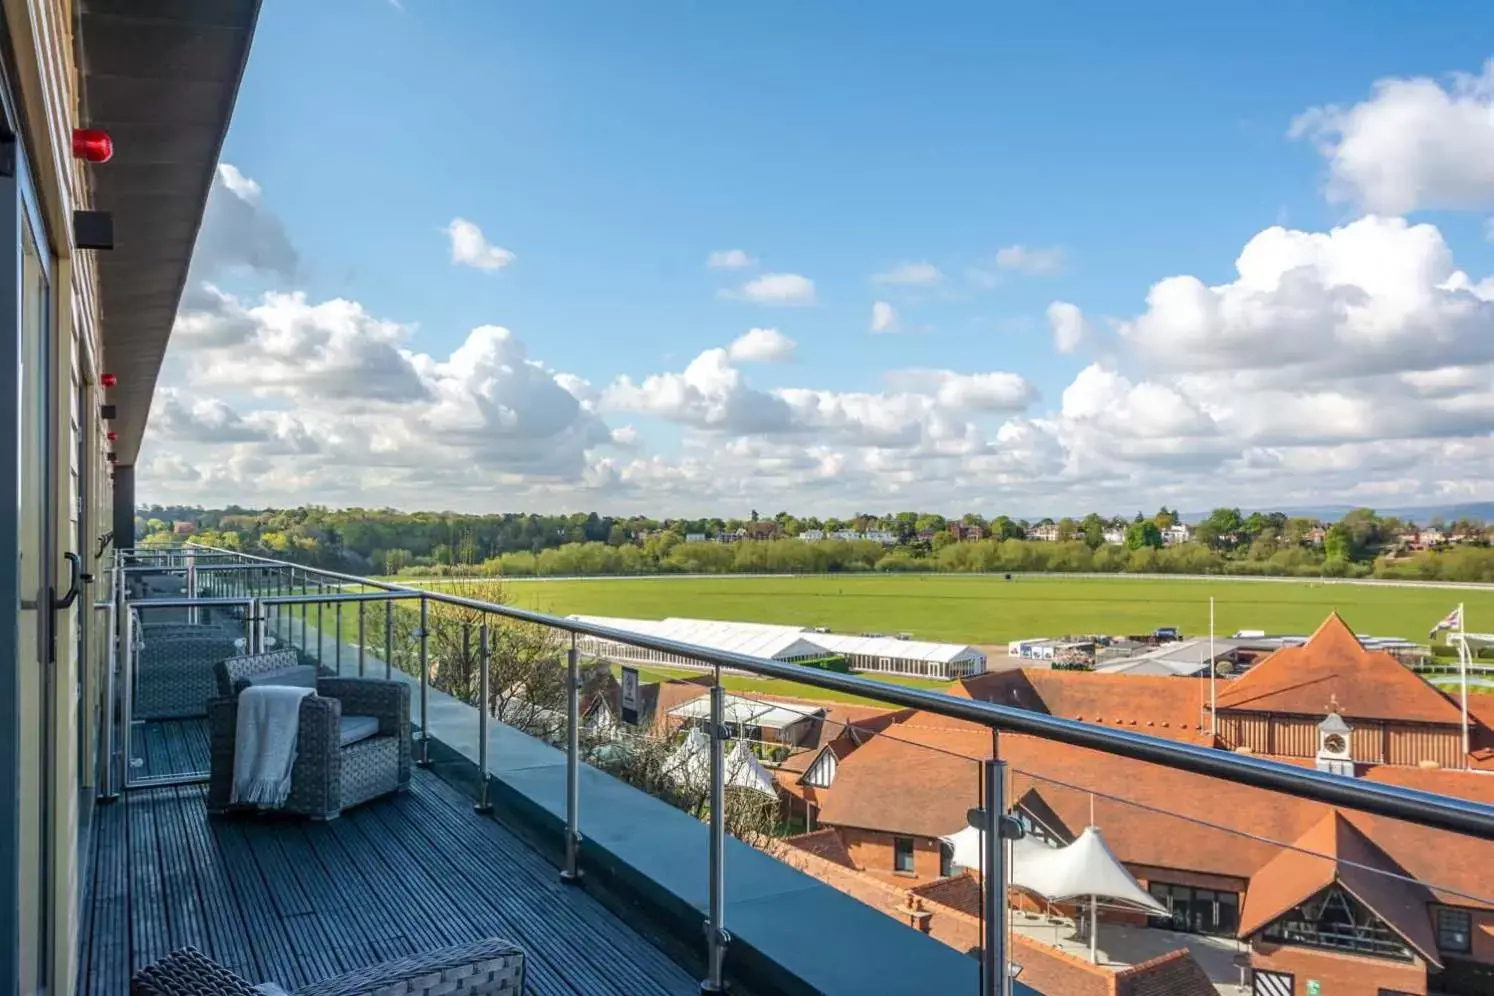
[497,574,1494,647]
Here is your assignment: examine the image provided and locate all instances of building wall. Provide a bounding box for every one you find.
[839,826,947,881]
[2,1,107,993]
[1219,712,1464,768]
[1250,938,1428,996]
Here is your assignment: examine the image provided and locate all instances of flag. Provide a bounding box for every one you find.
[1429,605,1462,639]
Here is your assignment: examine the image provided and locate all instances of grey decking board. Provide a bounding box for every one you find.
[79,762,697,995]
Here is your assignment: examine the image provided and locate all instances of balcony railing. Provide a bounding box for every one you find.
[105,544,1494,996]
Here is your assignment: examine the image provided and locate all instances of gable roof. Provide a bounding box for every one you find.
[1214,612,1466,724]
[1237,811,1440,966]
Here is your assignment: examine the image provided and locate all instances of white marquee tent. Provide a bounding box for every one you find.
[941,824,1165,963]
[666,727,778,799]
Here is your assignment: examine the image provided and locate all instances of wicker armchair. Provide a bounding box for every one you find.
[135,629,245,720]
[130,939,525,995]
[207,652,411,820]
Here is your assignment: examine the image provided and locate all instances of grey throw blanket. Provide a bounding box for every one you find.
[231,685,314,807]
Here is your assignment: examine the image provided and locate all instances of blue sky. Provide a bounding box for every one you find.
[144,2,1494,516]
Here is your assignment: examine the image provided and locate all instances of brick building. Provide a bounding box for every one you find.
[806,613,1494,995]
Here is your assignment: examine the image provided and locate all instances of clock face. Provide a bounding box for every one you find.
[1324,733,1347,754]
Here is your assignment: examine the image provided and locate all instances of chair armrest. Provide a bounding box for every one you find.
[316,678,409,732]
[291,938,525,996]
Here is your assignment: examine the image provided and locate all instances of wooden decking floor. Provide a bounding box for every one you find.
[80,767,700,996]
[129,718,212,781]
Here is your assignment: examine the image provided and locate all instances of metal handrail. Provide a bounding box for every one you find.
[165,544,1494,838]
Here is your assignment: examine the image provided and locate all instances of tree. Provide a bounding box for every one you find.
[990,516,1024,541]
[395,579,569,741]
[1080,513,1107,549]
[1153,507,1177,529]
[1204,507,1244,540]
[1324,523,1354,563]
[1125,520,1163,550]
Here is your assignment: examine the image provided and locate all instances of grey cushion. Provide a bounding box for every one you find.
[338,714,381,747]
[242,665,317,690]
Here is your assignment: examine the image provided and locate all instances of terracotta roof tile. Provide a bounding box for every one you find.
[1237,811,1439,966]
[1114,948,1217,996]
[781,829,855,868]
[908,872,981,917]
[1215,612,1466,724]
[960,669,1215,745]
[817,712,1494,915]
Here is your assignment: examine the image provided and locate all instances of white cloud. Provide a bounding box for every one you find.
[1046,301,1089,354]
[189,164,299,283]
[144,163,1494,514]
[707,249,757,270]
[870,300,899,333]
[994,244,1066,276]
[727,327,796,363]
[1118,215,1494,378]
[444,218,516,272]
[872,261,944,286]
[724,272,816,306]
[1292,59,1494,214]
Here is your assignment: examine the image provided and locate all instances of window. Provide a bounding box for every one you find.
[893,836,915,874]
[939,841,955,878]
[1261,886,1412,962]
[1437,908,1472,954]
[1147,882,1239,936]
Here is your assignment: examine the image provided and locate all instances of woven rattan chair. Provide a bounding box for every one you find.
[206,652,411,820]
[130,939,525,995]
[135,628,245,720]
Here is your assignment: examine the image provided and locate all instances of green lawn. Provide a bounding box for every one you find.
[497,575,1494,647]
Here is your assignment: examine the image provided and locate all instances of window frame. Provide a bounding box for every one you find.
[892,836,915,874]
[1436,907,1472,954]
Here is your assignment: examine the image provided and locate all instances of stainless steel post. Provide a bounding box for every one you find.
[185,552,197,624]
[982,758,1011,996]
[99,589,119,802]
[186,550,198,624]
[561,633,583,884]
[122,599,136,788]
[316,592,324,666]
[384,599,394,679]
[417,595,430,766]
[357,601,367,676]
[335,599,344,675]
[250,597,265,653]
[299,572,307,654]
[474,623,492,814]
[702,674,729,993]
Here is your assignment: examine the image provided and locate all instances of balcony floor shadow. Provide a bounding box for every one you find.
[80,766,701,996]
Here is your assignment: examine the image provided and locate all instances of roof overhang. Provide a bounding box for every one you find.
[78,0,262,464]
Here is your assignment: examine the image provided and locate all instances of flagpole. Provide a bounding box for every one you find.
[1460,602,1469,766]
[1209,597,1217,738]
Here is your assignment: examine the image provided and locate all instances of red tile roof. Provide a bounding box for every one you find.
[815,711,1494,914]
[1214,612,1466,724]
[1237,811,1439,964]
[958,669,1215,744]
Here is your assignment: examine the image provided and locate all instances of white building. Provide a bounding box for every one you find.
[1028,524,1060,542]
[798,529,826,541]
[685,533,707,543]
[1102,527,1127,545]
[1162,523,1192,546]
[569,615,987,680]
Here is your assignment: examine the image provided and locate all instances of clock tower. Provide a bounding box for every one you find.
[1316,697,1354,777]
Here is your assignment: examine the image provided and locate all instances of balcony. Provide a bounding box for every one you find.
[91,548,1494,996]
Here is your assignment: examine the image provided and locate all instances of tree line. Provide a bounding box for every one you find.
[134,503,1494,583]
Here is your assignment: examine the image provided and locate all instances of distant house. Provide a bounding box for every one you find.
[745,521,781,541]
[685,533,706,543]
[1102,527,1127,546]
[171,521,196,536]
[863,530,897,545]
[798,529,826,541]
[916,528,937,542]
[949,523,987,542]
[1027,524,1060,542]
[1305,526,1327,546]
[1416,527,1445,549]
[1161,523,1191,546]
